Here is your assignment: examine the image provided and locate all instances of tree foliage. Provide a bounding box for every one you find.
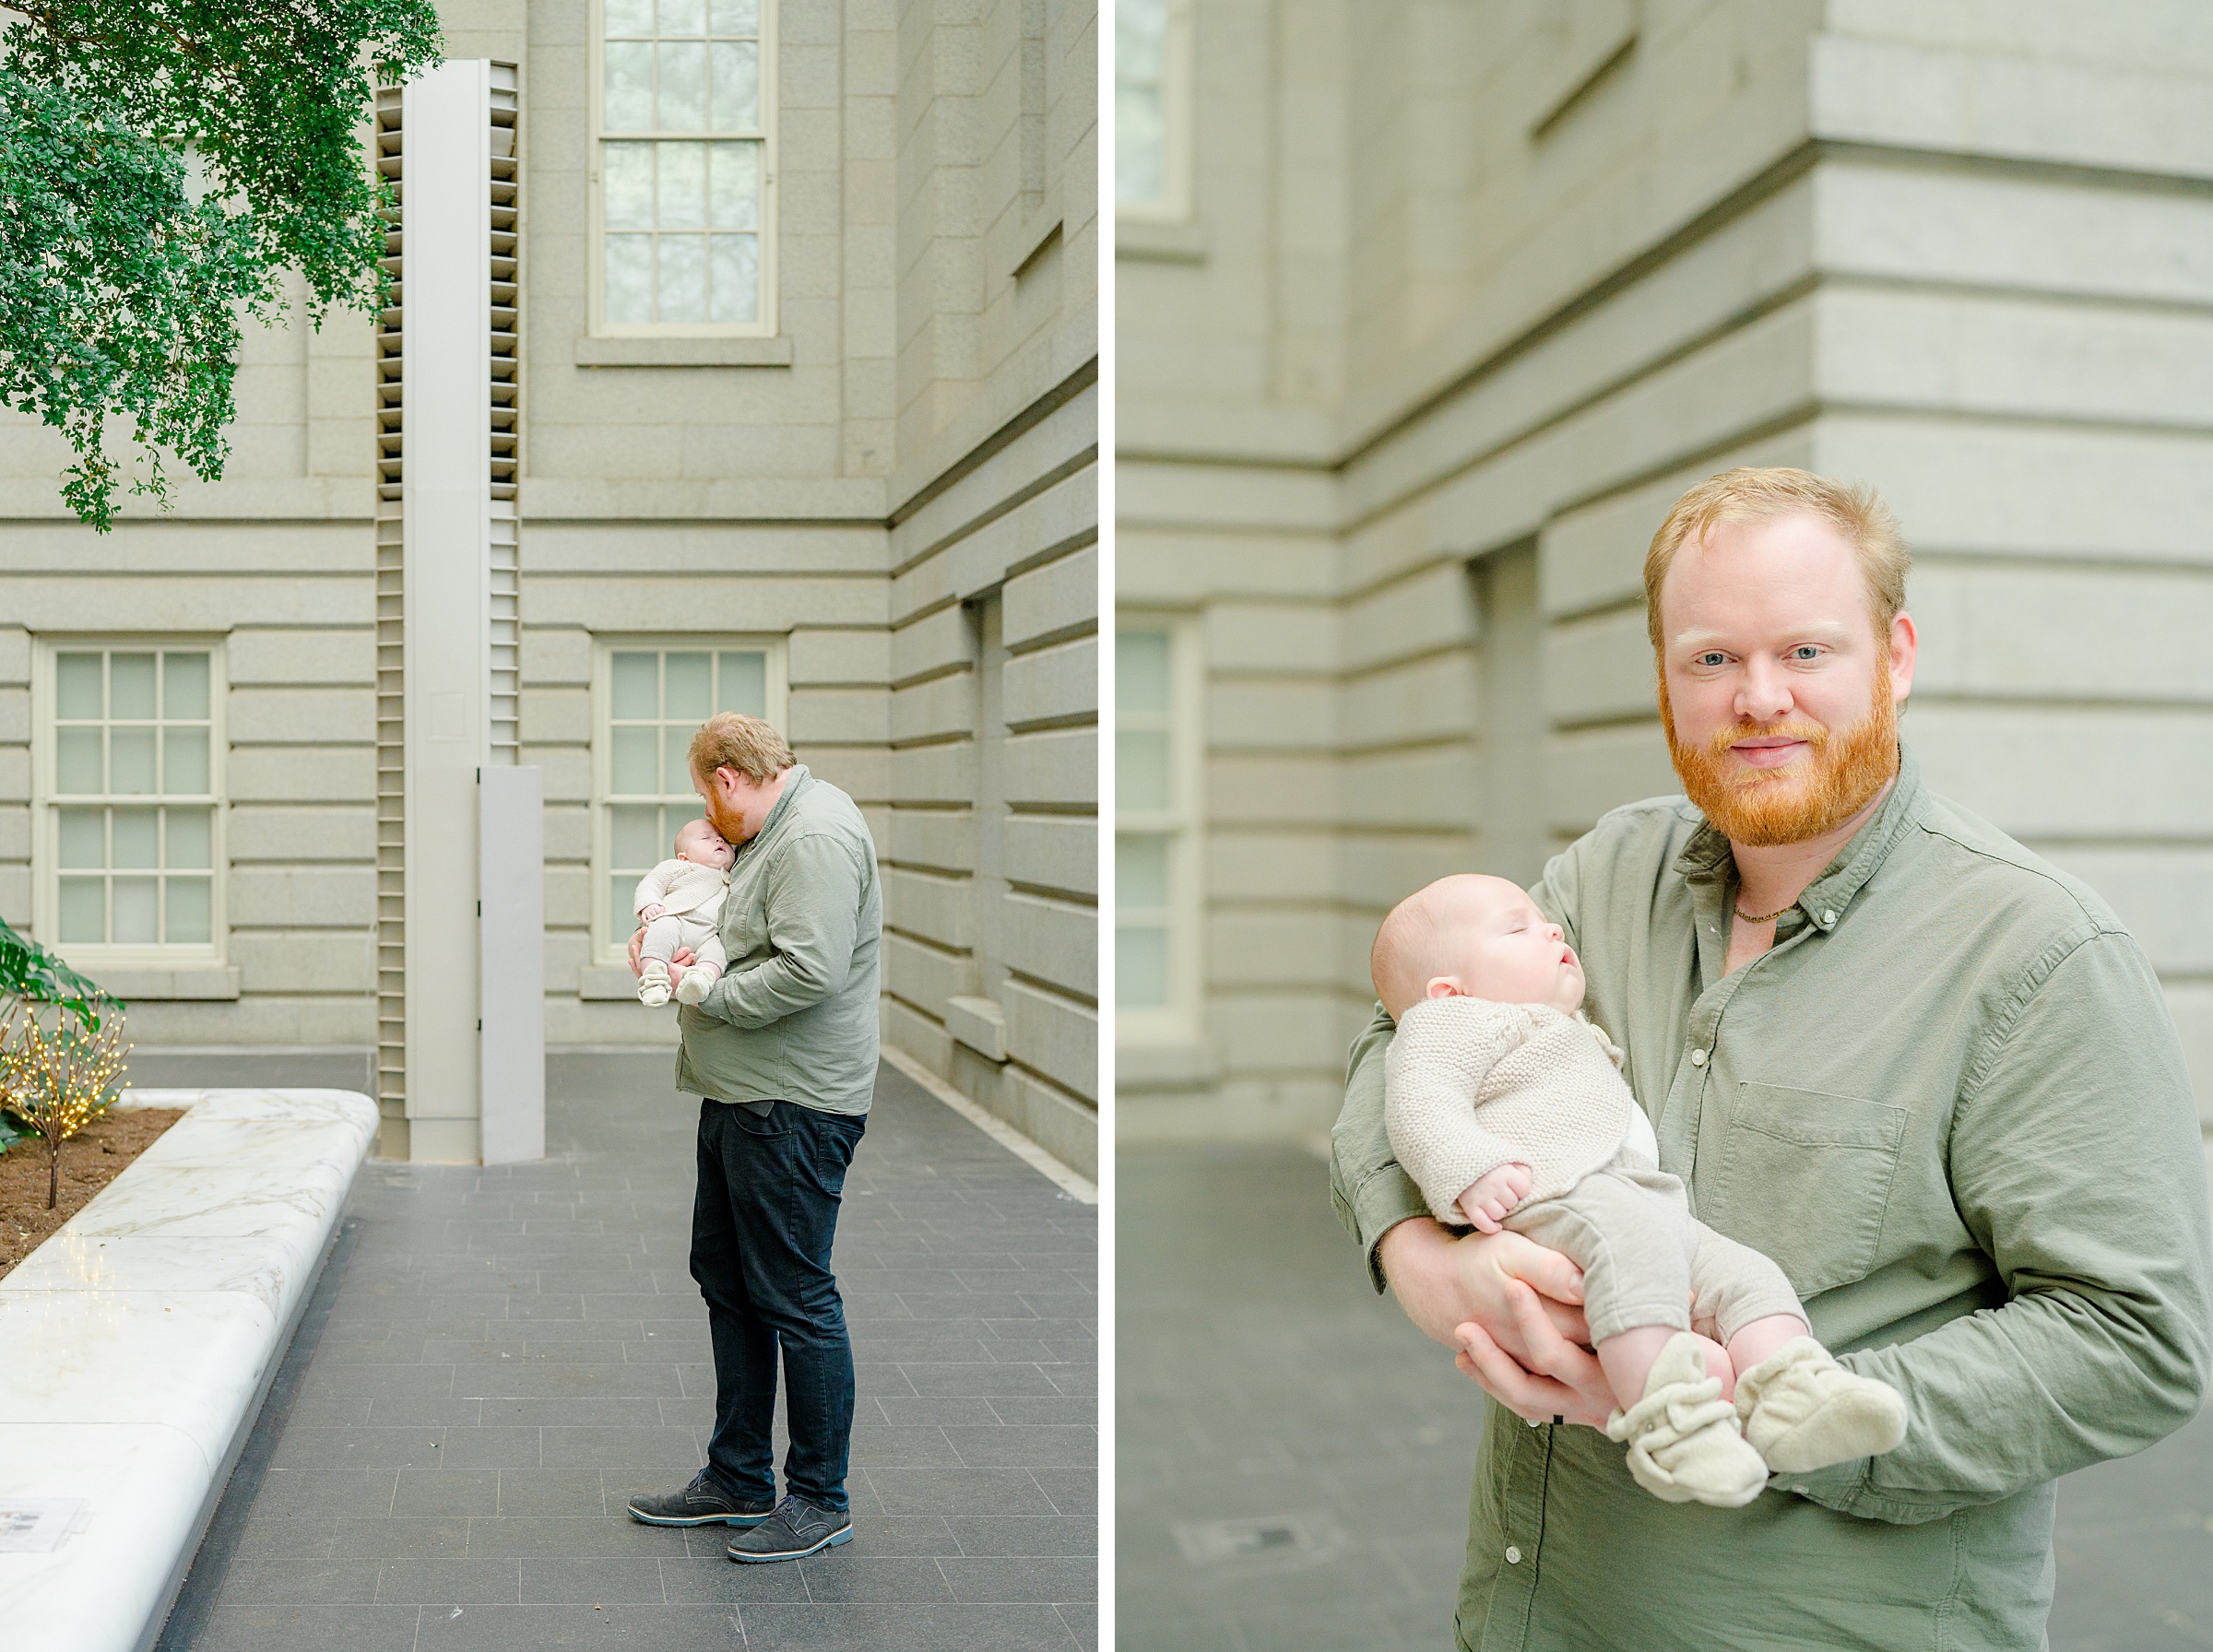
[0,1,442,528]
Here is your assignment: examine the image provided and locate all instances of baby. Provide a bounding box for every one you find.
[1376,872,1907,1508]
[633,820,736,1009]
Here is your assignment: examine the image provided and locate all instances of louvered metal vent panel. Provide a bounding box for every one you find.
[373,86,408,1119]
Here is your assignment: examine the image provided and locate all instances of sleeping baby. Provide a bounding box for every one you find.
[1375,872,1907,1508]
[633,819,735,1009]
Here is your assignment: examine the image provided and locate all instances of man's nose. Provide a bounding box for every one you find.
[1735,656,1793,723]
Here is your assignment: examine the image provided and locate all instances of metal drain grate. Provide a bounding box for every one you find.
[1173,1512,1345,1565]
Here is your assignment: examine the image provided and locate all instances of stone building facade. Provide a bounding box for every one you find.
[1117,0,2213,1155]
[0,0,1099,1175]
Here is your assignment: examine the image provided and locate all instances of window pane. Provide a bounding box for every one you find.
[1118,631,1171,714]
[707,143,758,229]
[56,728,101,794]
[657,234,707,323]
[604,39,653,130]
[1118,926,1171,1008]
[112,808,159,869]
[56,653,102,719]
[112,877,159,944]
[614,875,641,938]
[659,0,705,33]
[658,141,707,230]
[606,233,656,323]
[718,652,766,715]
[1118,730,1172,810]
[709,41,758,128]
[1118,832,1171,909]
[605,0,654,33]
[665,652,712,719]
[58,808,103,869]
[657,41,707,130]
[1118,0,1166,79]
[166,808,212,870]
[59,879,103,943]
[664,726,694,792]
[663,804,692,853]
[711,0,759,34]
[611,651,660,720]
[611,726,658,795]
[709,235,759,324]
[111,727,157,795]
[605,143,654,230]
[163,727,210,795]
[163,652,209,720]
[111,653,157,719]
[165,877,211,944]
[611,803,660,868]
[1118,88,1165,206]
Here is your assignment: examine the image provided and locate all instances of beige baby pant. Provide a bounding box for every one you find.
[1504,1147,1805,1347]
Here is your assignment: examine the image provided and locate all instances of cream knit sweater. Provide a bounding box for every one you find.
[633,857,729,923]
[1384,997,1638,1226]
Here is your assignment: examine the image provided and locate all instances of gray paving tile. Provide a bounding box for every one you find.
[191,1605,423,1652]
[373,1557,523,1604]
[173,1060,1095,1650]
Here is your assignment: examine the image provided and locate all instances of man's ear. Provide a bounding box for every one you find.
[1425,976,1462,1001]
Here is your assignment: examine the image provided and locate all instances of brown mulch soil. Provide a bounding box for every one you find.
[0,1108,187,1280]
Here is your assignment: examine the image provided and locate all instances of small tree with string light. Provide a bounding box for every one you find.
[0,918,130,1210]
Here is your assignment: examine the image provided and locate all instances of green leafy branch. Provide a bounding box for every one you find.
[0,0,442,529]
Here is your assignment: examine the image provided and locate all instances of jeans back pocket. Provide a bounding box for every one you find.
[1706,1082,1907,1299]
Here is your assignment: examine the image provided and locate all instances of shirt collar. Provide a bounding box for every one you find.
[1672,744,1926,935]
[736,763,809,857]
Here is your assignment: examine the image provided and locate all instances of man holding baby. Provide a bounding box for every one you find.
[621,713,882,1564]
[1333,467,2213,1648]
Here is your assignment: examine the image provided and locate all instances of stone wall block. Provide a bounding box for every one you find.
[1005,976,1096,1102]
[1003,542,1098,651]
[1004,813,1094,898]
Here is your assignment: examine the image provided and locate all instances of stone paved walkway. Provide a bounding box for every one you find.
[1119,1142,2213,1652]
[161,1055,1097,1652]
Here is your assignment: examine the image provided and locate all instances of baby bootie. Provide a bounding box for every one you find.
[1734,1337,1906,1473]
[674,963,720,1005]
[636,959,671,1008]
[1605,1331,1769,1508]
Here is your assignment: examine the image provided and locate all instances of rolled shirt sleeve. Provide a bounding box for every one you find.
[1781,929,2213,1524]
[698,832,867,1032]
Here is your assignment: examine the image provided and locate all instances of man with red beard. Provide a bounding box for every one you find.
[1330,467,2212,1649]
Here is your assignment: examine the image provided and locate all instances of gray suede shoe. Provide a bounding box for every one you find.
[725,1493,853,1562]
[627,1470,775,1527]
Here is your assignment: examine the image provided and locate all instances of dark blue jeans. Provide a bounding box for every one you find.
[691,1098,866,1512]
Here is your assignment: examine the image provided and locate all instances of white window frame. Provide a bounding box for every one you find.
[590,633,788,964]
[30,636,229,971]
[1116,0,1194,225]
[1115,614,1203,1045]
[586,0,780,337]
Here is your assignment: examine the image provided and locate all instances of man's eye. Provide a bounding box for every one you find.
[1790,645,1821,661]
[1696,652,1725,667]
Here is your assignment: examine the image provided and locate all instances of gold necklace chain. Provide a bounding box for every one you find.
[1734,901,1795,925]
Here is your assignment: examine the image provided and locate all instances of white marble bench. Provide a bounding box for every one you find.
[0,1089,379,1652]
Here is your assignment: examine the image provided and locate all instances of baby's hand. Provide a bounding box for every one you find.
[1456,1163,1533,1233]
[640,903,665,923]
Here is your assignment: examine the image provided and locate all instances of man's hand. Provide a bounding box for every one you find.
[1457,1163,1533,1233]
[1379,1216,1615,1429]
[640,903,666,923]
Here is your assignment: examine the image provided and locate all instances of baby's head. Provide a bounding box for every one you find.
[675,818,735,871]
[1371,873,1584,1021]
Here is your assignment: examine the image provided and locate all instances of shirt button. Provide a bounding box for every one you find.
[1822,910,1837,925]
[1506,1545,1522,1564]
[1689,1049,1707,1067]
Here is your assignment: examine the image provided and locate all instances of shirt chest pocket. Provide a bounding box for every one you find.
[721,880,767,959]
[1705,1082,1908,1300]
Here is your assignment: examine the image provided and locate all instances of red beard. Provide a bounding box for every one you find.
[1662,665,1899,847]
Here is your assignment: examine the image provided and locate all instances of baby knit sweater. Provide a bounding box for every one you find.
[633,857,729,923]
[1384,997,1636,1226]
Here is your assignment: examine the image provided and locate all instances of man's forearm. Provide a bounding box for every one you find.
[1329,1001,1429,1290]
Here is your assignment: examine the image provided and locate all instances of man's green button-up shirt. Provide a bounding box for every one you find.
[1331,749,2212,1650]
[673,764,882,1115]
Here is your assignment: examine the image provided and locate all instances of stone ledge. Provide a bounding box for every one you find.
[574,333,795,368]
[89,965,242,1002]
[0,1088,378,1652]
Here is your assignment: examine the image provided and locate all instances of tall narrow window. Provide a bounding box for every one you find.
[38,644,222,958]
[595,639,787,961]
[594,0,775,334]
[1116,620,1201,1041]
[1116,0,1192,221]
